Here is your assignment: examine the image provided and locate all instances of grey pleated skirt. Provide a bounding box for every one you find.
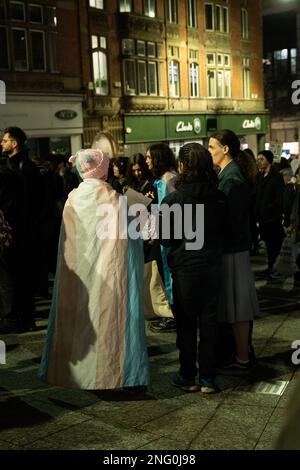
[218,251,260,323]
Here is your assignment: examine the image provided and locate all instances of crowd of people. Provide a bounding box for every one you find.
[1,126,300,394]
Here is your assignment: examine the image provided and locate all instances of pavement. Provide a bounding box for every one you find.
[0,251,300,451]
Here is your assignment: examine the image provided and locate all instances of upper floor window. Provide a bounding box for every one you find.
[206,52,231,98]
[169,59,180,97]
[0,26,9,69]
[189,62,199,97]
[47,6,57,26]
[144,0,155,18]
[10,1,25,21]
[0,3,58,72]
[29,4,43,23]
[187,0,197,28]
[92,35,108,95]
[119,0,132,12]
[89,0,104,9]
[205,2,229,33]
[0,0,6,19]
[166,0,178,23]
[243,57,250,98]
[122,38,161,96]
[241,8,248,39]
[12,27,28,70]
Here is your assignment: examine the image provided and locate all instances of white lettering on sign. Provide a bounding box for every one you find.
[176,121,193,132]
[242,117,262,130]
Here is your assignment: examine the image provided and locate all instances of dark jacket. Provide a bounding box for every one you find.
[256,166,284,225]
[158,181,225,271]
[218,160,251,253]
[6,150,46,223]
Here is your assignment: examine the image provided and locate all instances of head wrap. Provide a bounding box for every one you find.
[69,149,109,180]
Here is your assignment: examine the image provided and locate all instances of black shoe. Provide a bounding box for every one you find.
[0,319,19,335]
[18,319,37,333]
[217,357,254,376]
[149,317,176,332]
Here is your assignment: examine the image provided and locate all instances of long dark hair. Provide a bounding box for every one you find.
[147,143,176,178]
[176,142,218,188]
[211,129,257,186]
[126,153,152,189]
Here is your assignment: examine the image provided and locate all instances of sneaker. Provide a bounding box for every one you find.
[172,372,200,392]
[269,271,285,281]
[217,357,253,376]
[149,317,176,333]
[199,378,220,394]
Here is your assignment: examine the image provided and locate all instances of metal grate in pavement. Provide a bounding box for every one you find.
[237,380,289,396]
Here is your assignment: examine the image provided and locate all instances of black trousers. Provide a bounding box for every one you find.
[259,221,284,270]
[172,265,221,381]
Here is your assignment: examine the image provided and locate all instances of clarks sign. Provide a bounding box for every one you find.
[55,109,77,120]
[176,118,201,134]
[242,117,262,130]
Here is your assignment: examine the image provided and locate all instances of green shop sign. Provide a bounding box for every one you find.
[124,114,206,143]
[216,114,268,135]
[166,115,206,139]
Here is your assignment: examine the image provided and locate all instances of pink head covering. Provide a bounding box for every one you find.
[69,149,109,180]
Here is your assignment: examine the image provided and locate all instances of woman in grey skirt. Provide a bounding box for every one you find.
[208,129,259,372]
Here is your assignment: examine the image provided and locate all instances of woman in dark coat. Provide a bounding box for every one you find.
[159,143,225,393]
[208,129,259,372]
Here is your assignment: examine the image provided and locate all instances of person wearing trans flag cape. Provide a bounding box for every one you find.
[38,149,149,390]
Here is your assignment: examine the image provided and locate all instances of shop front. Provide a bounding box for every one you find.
[124,112,269,157]
[124,114,206,157]
[0,94,84,158]
[214,113,269,155]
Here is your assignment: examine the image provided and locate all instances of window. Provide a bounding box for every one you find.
[168,45,179,58]
[122,38,160,96]
[291,48,297,75]
[92,35,108,95]
[30,30,46,70]
[241,8,248,39]
[119,0,132,12]
[137,40,146,56]
[47,6,57,26]
[207,69,216,97]
[189,49,198,60]
[122,38,135,55]
[138,61,147,94]
[216,5,221,31]
[169,60,180,97]
[205,4,213,30]
[124,59,136,95]
[147,42,156,57]
[10,1,25,21]
[89,0,104,8]
[273,48,289,76]
[148,61,157,95]
[12,27,28,70]
[2,5,57,72]
[243,57,250,99]
[187,0,197,28]
[207,52,231,98]
[189,62,199,97]
[29,4,43,23]
[0,0,6,19]
[205,3,229,33]
[48,31,58,72]
[0,26,9,69]
[223,6,228,33]
[144,0,155,18]
[166,0,178,24]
